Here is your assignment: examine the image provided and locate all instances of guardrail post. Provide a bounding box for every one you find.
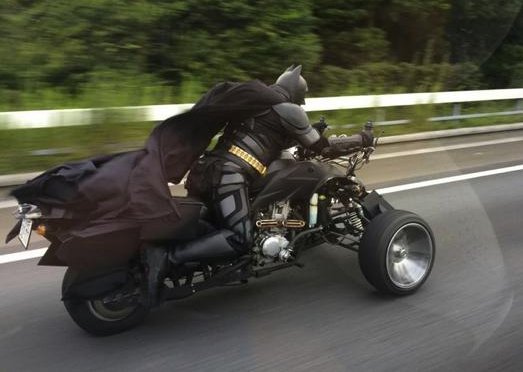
[452,103,461,118]
[375,108,386,123]
[516,99,522,111]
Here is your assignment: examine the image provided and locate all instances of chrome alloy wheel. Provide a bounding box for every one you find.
[386,222,434,289]
[87,299,137,322]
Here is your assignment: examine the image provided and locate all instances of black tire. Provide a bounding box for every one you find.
[62,268,150,336]
[358,210,435,296]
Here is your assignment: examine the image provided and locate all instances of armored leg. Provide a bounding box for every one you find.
[172,161,253,264]
[142,243,169,307]
[211,163,253,254]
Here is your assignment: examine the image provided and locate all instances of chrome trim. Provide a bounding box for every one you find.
[385,222,433,289]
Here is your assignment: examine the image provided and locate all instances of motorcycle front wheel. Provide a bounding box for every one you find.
[62,268,150,336]
[358,210,435,295]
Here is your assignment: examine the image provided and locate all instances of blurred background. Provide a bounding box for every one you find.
[1,0,523,174]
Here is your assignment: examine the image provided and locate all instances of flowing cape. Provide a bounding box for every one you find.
[8,80,285,247]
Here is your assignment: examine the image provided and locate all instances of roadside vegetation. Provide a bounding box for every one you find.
[1,0,523,174]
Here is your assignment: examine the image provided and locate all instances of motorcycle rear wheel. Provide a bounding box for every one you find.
[358,210,435,295]
[62,268,149,336]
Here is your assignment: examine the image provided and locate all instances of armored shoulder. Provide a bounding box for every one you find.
[272,102,319,146]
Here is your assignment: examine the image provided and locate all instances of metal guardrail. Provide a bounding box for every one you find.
[346,109,523,129]
[1,88,523,129]
[3,121,523,188]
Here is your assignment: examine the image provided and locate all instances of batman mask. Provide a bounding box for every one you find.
[273,65,308,105]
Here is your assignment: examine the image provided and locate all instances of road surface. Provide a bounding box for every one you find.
[1,130,523,371]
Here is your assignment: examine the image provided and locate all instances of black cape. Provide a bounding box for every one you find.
[10,80,286,240]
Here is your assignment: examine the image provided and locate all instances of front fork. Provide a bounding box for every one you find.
[311,189,395,252]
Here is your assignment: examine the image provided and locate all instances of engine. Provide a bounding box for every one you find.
[258,234,291,261]
[254,201,305,264]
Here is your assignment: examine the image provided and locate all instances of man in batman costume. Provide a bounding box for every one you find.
[169,65,373,266]
[146,65,373,304]
[8,65,372,305]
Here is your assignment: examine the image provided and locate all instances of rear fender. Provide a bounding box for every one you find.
[62,267,129,300]
[38,242,67,266]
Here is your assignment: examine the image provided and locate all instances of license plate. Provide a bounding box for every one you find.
[18,218,33,250]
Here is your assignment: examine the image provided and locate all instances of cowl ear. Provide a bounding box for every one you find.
[288,65,302,80]
[285,65,295,72]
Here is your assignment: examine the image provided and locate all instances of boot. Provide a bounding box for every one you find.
[170,230,239,265]
[143,244,169,307]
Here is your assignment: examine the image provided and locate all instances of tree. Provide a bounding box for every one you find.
[448,0,523,65]
[481,4,523,87]
[145,0,321,86]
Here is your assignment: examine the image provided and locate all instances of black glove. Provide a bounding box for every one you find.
[312,121,328,134]
[360,121,375,147]
[359,129,374,147]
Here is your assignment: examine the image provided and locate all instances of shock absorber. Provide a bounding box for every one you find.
[348,211,363,232]
[347,199,364,232]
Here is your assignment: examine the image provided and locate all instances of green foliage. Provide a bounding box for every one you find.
[0,0,321,109]
[481,4,523,88]
[2,0,523,175]
[448,0,522,65]
[509,62,523,87]
[446,63,486,90]
[1,0,523,110]
[314,62,460,96]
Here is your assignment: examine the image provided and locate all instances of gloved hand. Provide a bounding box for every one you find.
[360,121,375,147]
[359,129,374,147]
[312,120,328,134]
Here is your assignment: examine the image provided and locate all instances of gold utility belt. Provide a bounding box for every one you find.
[228,145,267,176]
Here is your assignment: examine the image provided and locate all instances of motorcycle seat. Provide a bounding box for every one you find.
[140,196,211,241]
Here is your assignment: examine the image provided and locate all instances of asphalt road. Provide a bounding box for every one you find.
[1,131,523,371]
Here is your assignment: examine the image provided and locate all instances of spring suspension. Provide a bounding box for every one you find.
[348,211,363,232]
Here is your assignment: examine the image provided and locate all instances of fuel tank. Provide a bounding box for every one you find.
[251,159,345,209]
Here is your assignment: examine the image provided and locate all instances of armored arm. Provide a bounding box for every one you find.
[272,103,373,158]
[272,102,320,147]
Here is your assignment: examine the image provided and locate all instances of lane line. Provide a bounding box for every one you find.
[2,163,523,265]
[372,136,523,160]
[0,248,48,264]
[377,164,523,194]
[0,200,18,209]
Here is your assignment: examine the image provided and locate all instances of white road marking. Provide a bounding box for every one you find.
[377,164,523,194]
[372,136,523,160]
[1,163,523,265]
[0,200,18,209]
[0,248,48,264]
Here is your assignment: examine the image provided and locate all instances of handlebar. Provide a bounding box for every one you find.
[295,120,378,174]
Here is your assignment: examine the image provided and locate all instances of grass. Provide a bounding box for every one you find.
[1,100,522,175]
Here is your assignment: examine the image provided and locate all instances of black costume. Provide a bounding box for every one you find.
[7,65,371,306]
[8,80,288,240]
[180,108,322,260]
[172,65,369,264]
